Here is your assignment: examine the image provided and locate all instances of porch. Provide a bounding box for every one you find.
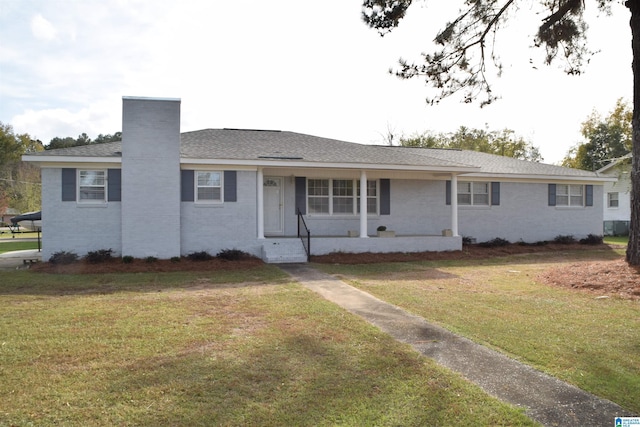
[261,234,462,263]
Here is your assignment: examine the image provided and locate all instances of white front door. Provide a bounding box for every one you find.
[264,177,283,235]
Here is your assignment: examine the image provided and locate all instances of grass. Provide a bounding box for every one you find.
[0,267,536,426]
[604,235,629,246]
[0,231,40,240]
[0,241,40,254]
[316,249,640,414]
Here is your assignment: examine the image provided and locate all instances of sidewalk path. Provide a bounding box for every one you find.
[0,249,41,270]
[279,263,632,427]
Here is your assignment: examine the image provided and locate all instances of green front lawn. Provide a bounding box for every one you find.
[0,241,40,254]
[317,249,639,414]
[0,267,536,426]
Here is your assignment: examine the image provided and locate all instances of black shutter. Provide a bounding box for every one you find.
[380,179,390,215]
[107,169,121,202]
[224,171,237,202]
[295,177,306,214]
[181,170,194,202]
[548,184,556,206]
[491,182,500,206]
[445,180,451,205]
[585,185,593,206]
[62,168,76,201]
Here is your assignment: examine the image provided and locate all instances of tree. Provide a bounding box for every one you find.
[563,99,632,170]
[0,122,43,215]
[362,0,640,266]
[401,126,543,161]
[45,131,121,150]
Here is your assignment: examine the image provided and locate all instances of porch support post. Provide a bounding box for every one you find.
[359,169,369,238]
[257,167,265,239]
[451,173,459,236]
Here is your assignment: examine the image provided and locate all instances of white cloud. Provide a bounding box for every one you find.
[30,14,57,41]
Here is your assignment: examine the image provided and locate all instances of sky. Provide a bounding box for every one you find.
[0,0,633,164]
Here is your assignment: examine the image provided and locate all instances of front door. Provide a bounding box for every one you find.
[264,177,283,235]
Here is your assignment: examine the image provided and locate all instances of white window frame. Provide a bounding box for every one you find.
[608,192,619,208]
[458,181,490,206]
[556,184,584,207]
[78,169,106,203]
[307,178,379,215]
[195,171,223,203]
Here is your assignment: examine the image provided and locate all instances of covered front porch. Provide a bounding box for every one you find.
[261,234,462,263]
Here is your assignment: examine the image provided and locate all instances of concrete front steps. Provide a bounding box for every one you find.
[261,238,308,263]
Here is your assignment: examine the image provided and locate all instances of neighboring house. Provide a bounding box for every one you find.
[598,153,632,236]
[23,97,613,263]
[1,207,20,225]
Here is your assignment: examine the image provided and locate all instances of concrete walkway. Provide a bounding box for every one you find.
[279,263,633,427]
[0,249,41,270]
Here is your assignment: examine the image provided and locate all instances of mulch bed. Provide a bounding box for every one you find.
[30,256,264,274]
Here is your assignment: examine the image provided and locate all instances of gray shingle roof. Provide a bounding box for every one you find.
[27,128,604,179]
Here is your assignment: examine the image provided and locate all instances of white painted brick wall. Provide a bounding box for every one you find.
[40,168,122,260]
[121,97,181,258]
[181,170,262,257]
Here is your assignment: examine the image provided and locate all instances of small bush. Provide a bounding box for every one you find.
[553,235,576,244]
[85,249,114,264]
[478,237,510,248]
[170,256,181,263]
[122,255,134,264]
[187,251,213,261]
[49,251,78,265]
[462,236,475,245]
[145,256,158,263]
[376,225,387,232]
[517,240,549,246]
[579,234,603,245]
[217,249,251,261]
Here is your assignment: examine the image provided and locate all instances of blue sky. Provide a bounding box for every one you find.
[0,0,632,163]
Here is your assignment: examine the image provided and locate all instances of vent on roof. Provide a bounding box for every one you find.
[258,155,303,160]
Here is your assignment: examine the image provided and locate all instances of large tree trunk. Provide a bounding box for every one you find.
[627,0,640,265]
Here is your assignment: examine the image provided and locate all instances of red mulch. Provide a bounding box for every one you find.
[30,256,264,274]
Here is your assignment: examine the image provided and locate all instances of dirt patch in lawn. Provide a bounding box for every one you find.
[538,258,640,300]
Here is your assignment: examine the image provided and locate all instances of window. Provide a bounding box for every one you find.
[308,179,378,215]
[196,171,222,202]
[308,179,329,214]
[357,180,378,214]
[458,181,489,206]
[608,192,619,208]
[78,170,106,202]
[556,184,583,207]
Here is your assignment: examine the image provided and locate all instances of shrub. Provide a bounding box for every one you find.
[122,255,134,264]
[579,234,603,245]
[145,256,158,263]
[478,237,510,248]
[170,256,181,263]
[216,249,251,261]
[462,236,475,245]
[49,251,78,265]
[553,235,576,244]
[85,249,114,264]
[377,225,387,232]
[187,251,213,261]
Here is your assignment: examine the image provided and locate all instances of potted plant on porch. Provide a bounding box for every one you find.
[376,225,395,238]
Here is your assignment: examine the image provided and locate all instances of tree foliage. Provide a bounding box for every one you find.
[362,0,612,106]
[46,131,121,150]
[0,122,44,215]
[562,99,632,170]
[401,126,543,161]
